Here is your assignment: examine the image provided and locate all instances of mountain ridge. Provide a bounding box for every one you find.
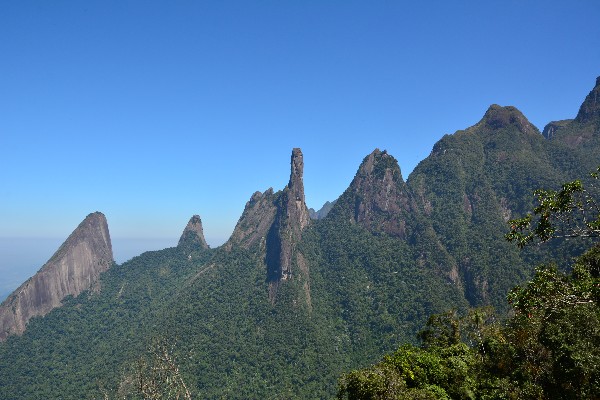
[1,76,599,398]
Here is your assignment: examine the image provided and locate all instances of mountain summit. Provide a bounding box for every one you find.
[542,77,600,158]
[226,148,310,300]
[272,147,311,279]
[330,149,412,238]
[480,104,537,135]
[575,76,600,124]
[0,212,113,341]
[178,215,209,250]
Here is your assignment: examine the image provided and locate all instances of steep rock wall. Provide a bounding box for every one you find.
[0,212,113,340]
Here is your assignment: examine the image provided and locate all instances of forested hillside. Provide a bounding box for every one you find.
[338,172,600,399]
[0,77,598,399]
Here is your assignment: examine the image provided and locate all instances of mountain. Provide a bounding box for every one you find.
[0,77,598,399]
[226,148,310,300]
[329,149,414,238]
[309,200,336,220]
[178,215,209,250]
[0,212,113,341]
[407,104,557,307]
[542,76,600,173]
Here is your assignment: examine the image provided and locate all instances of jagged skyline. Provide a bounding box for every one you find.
[1,2,600,297]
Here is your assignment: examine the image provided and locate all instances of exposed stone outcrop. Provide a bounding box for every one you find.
[0,212,113,341]
[271,148,311,280]
[575,76,600,124]
[542,119,573,140]
[225,149,311,301]
[225,188,279,250]
[178,215,209,250]
[541,77,600,148]
[331,149,412,238]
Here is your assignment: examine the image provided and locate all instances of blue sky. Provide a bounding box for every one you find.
[1,1,600,281]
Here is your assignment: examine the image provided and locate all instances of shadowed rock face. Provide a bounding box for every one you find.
[264,148,310,301]
[0,212,113,341]
[225,148,310,301]
[178,215,209,250]
[542,119,572,140]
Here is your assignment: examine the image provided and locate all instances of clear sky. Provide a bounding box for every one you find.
[1,1,600,276]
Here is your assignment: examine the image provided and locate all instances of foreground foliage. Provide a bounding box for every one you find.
[506,167,600,247]
[338,245,600,399]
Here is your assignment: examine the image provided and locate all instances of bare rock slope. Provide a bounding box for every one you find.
[226,148,310,301]
[178,215,209,250]
[0,212,113,341]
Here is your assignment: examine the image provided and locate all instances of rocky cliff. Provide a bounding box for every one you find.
[0,212,113,341]
[542,77,600,150]
[226,148,310,301]
[329,149,413,239]
[272,148,310,279]
[575,76,600,124]
[225,188,279,250]
[178,215,209,250]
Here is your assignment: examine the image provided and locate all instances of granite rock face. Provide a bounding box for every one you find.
[178,215,209,250]
[272,148,311,280]
[226,148,310,301]
[575,76,600,124]
[331,149,413,239]
[0,212,113,341]
[542,119,573,140]
[225,188,279,250]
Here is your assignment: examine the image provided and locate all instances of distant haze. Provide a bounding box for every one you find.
[0,236,227,302]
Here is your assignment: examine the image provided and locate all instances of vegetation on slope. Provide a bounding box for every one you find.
[338,172,600,399]
[1,78,599,398]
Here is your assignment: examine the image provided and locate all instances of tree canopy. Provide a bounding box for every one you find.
[339,170,600,399]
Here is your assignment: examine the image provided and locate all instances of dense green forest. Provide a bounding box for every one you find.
[338,173,600,399]
[0,78,598,399]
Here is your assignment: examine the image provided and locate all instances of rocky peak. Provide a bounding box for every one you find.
[542,119,573,140]
[332,149,411,238]
[225,149,311,301]
[0,212,113,341]
[273,148,311,281]
[575,76,600,124]
[357,148,400,178]
[285,148,310,231]
[225,188,278,250]
[309,200,337,220]
[481,104,537,134]
[289,148,304,192]
[178,215,209,250]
